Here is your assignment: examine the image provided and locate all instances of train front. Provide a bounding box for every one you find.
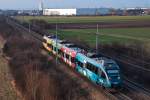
[105,60,122,89]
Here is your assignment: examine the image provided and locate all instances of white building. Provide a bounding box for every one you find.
[43,9,76,16]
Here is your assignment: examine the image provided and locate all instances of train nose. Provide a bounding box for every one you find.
[111,81,122,88]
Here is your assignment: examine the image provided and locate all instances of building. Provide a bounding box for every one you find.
[43,9,76,16]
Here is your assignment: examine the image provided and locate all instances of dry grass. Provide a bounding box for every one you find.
[0,37,20,100]
[0,16,108,100]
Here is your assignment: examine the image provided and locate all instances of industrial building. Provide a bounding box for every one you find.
[43,9,77,16]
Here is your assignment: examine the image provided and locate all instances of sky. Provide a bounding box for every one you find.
[0,0,150,10]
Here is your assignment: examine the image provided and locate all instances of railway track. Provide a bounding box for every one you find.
[124,77,150,96]
[6,17,150,100]
[113,92,132,100]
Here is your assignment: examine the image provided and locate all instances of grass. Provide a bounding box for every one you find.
[48,27,150,45]
[15,15,150,23]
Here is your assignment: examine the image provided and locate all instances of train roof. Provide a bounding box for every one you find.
[47,35,57,39]
[52,39,63,43]
[85,52,119,69]
[62,43,85,53]
[70,47,85,52]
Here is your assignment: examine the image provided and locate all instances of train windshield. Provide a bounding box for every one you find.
[106,69,120,81]
[105,63,118,69]
[107,70,119,74]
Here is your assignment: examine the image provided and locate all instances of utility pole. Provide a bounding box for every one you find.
[55,23,58,65]
[96,24,99,54]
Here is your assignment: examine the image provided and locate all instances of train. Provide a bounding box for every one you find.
[43,35,122,89]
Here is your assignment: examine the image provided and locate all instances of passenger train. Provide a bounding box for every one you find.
[43,35,122,89]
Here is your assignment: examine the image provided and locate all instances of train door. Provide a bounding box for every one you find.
[76,59,84,74]
[83,60,87,76]
[86,62,97,82]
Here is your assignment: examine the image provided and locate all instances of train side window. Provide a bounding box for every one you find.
[90,64,94,72]
[66,54,69,60]
[86,62,90,70]
[80,62,83,68]
[78,61,83,68]
[52,46,54,50]
[98,69,102,76]
[92,65,95,72]
[75,58,78,63]
[101,72,106,79]
[86,63,89,69]
[95,67,98,74]
[58,49,61,55]
[87,62,93,71]
[54,47,57,51]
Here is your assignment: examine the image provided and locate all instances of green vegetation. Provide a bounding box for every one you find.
[15,15,150,23]
[48,27,150,45]
[15,15,150,45]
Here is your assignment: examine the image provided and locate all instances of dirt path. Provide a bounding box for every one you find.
[0,36,20,100]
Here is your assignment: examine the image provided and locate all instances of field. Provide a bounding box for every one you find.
[48,27,150,45]
[15,15,150,23]
[15,15,150,45]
